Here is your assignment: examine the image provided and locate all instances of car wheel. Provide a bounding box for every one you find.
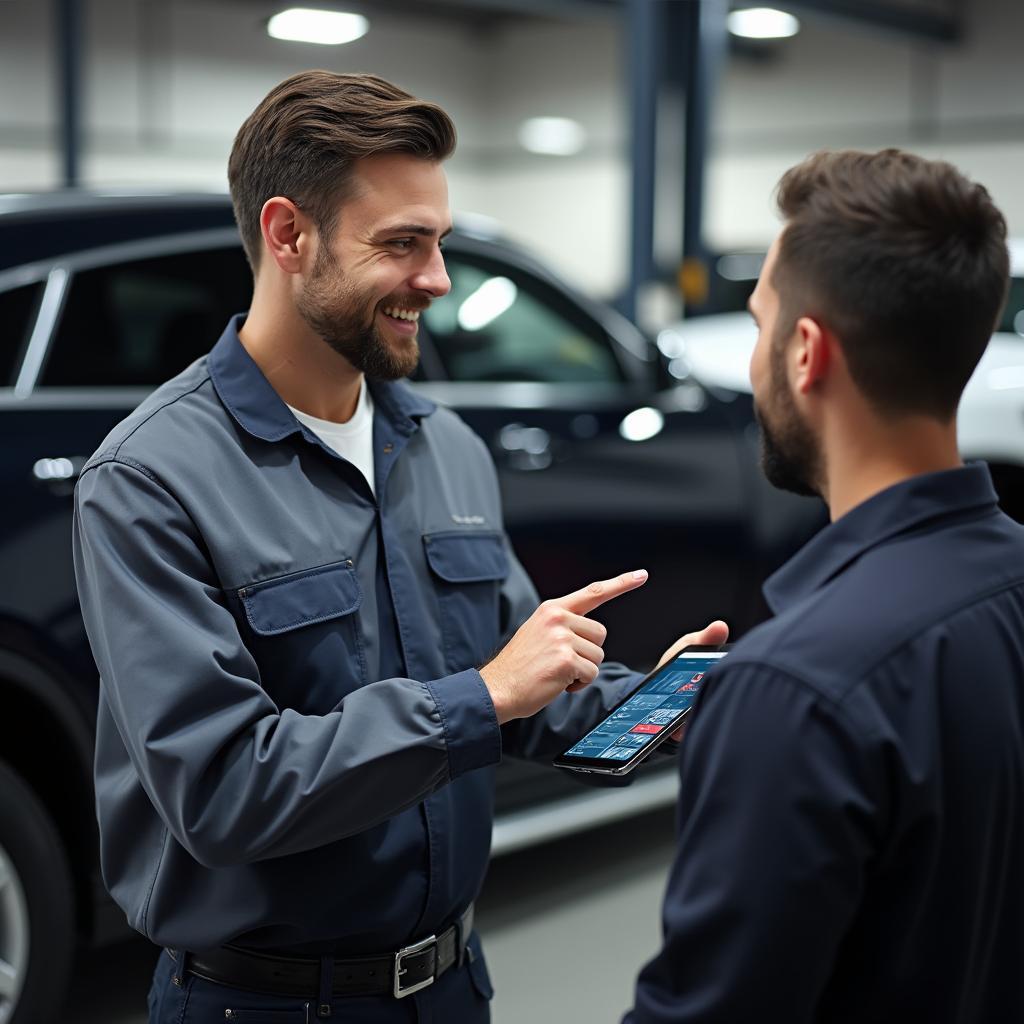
[0,760,75,1024]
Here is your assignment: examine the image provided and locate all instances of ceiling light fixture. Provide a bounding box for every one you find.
[267,8,369,45]
[518,117,586,157]
[727,7,800,40]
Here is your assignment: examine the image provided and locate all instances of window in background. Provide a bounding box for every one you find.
[41,248,252,387]
[0,282,43,386]
[423,255,623,384]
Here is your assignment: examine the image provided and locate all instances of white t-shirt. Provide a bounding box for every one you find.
[288,381,376,496]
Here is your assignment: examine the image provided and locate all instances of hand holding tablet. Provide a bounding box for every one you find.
[553,642,732,776]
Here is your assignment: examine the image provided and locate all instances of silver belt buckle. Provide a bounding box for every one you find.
[393,934,437,998]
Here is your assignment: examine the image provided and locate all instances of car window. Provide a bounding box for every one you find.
[0,282,43,386]
[998,276,1024,335]
[40,247,252,387]
[422,253,623,383]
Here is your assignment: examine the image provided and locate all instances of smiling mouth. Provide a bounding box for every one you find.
[381,305,421,323]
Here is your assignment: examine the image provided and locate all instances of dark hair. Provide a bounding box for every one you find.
[228,70,457,271]
[772,148,1009,420]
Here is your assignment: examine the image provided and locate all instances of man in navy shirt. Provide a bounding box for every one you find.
[625,149,1024,1022]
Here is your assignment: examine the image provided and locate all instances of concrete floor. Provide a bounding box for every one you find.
[64,808,677,1023]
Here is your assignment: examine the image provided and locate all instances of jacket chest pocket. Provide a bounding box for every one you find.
[424,532,509,675]
[238,559,367,708]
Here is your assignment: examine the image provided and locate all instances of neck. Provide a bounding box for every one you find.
[238,276,363,424]
[822,414,962,521]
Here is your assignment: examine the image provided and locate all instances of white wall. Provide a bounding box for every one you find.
[1,0,1022,301]
[706,0,1024,249]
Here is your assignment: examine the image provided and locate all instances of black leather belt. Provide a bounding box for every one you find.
[168,904,473,1002]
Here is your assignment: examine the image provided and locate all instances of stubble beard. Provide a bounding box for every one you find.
[754,332,823,499]
[296,243,421,381]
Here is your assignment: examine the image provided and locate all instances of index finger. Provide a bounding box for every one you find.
[554,569,649,616]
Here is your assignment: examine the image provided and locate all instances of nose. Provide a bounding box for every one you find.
[411,245,451,298]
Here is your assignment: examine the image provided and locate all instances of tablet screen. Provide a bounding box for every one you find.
[562,650,729,763]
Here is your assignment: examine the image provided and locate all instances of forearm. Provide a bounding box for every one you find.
[114,670,499,867]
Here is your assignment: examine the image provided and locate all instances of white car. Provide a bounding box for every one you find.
[659,242,1024,520]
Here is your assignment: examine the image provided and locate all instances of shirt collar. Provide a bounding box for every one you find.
[763,463,999,614]
[208,314,435,443]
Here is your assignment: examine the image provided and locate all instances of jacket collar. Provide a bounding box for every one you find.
[763,463,999,614]
[207,314,435,443]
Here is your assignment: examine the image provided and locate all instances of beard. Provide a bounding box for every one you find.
[295,243,420,381]
[754,337,823,499]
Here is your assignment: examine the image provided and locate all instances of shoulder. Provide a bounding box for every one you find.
[732,508,1024,706]
[82,359,225,478]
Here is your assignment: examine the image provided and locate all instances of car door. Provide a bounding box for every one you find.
[414,240,752,673]
[0,229,253,685]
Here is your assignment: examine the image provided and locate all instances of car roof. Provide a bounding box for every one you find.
[0,190,241,271]
[0,189,515,274]
[0,189,234,217]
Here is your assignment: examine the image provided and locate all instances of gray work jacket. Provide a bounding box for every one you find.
[73,316,639,955]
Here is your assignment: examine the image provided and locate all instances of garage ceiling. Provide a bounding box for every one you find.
[296,0,964,42]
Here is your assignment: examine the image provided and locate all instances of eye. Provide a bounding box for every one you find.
[390,238,414,250]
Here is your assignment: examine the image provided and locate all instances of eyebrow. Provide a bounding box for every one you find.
[377,224,453,240]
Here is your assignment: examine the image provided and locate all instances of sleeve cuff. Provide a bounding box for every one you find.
[425,669,502,780]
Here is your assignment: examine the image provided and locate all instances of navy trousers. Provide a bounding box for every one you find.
[147,936,493,1024]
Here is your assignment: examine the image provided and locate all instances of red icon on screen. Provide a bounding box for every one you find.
[631,723,662,735]
[678,673,704,693]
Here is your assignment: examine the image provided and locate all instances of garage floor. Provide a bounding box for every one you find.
[64,808,677,1023]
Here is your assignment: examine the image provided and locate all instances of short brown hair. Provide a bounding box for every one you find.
[773,148,1009,419]
[228,71,456,271]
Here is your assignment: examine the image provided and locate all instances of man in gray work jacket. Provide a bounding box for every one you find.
[73,71,722,1023]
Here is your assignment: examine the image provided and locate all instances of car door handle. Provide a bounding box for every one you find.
[32,456,87,494]
[497,423,553,471]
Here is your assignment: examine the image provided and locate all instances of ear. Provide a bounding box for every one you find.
[792,315,830,394]
[258,197,312,275]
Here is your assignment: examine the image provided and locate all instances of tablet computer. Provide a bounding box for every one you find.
[553,644,731,776]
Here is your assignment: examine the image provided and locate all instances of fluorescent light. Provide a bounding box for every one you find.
[727,7,800,39]
[619,407,665,443]
[458,277,517,331]
[518,117,586,157]
[267,9,369,45]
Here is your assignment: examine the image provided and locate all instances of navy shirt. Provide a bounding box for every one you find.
[72,317,639,956]
[627,464,1024,1023]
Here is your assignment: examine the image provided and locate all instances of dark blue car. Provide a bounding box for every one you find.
[0,190,828,1024]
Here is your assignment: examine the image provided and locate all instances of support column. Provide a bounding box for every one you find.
[624,0,660,324]
[57,0,83,188]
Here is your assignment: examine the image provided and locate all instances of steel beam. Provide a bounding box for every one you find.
[57,0,83,187]
[680,0,727,269]
[624,0,660,323]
